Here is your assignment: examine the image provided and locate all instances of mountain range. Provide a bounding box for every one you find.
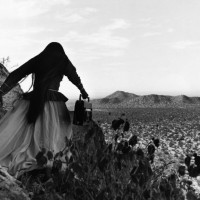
[91,91,200,109]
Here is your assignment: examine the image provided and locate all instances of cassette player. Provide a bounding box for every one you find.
[73,94,92,126]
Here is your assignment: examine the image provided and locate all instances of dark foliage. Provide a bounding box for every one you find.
[128,135,137,147]
[35,151,48,167]
[178,166,186,176]
[123,119,130,132]
[152,137,160,148]
[184,155,191,168]
[136,148,144,159]
[111,118,124,131]
[21,120,193,200]
[193,153,200,167]
[148,144,155,155]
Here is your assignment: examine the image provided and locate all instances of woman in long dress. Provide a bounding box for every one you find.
[0,42,89,177]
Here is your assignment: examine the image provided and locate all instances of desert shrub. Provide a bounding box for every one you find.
[20,120,199,200]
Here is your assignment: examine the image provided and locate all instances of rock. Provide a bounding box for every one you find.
[0,166,30,200]
[0,63,23,111]
[72,120,106,148]
[72,120,107,170]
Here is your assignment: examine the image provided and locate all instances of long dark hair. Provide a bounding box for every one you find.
[26,42,67,124]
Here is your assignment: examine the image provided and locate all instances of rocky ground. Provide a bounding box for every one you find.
[0,106,200,199]
[95,107,200,197]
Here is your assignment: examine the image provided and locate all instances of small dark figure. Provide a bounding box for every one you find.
[184,155,191,168]
[123,119,130,132]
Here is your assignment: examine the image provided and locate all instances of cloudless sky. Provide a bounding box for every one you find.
[1,0,200,99]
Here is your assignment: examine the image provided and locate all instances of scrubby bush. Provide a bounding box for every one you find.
[18,119,200,200]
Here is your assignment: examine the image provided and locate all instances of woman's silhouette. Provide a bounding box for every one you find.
[0,42,88,177]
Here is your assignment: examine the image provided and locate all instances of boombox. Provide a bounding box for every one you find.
[73,94,92,126]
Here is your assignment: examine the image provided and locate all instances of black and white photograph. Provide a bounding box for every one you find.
[0,0,200,199]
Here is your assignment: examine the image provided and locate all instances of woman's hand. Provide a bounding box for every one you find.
[80,88,89,99]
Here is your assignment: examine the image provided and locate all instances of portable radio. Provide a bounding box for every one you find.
[73,94,92,126]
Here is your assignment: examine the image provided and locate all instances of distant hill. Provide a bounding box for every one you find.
[91,91,200,109]
[99,91,138,104]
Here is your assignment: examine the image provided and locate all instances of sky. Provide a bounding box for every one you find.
[1,0,200,99]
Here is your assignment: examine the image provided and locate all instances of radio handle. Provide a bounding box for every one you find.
[79,94,90,102]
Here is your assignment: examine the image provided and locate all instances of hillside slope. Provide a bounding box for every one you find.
[92,91,200,109]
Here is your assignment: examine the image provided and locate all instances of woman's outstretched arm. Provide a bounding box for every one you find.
[0,57,36,96]
[64,58,89,99]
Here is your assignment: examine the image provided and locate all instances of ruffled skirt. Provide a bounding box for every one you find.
[0,99,72,177]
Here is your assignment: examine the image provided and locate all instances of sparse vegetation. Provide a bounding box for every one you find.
[13,107,200,200]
